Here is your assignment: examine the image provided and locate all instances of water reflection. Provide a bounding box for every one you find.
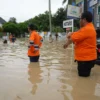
[0,38,100,100]
[28,62,43,95]
[71,77,100,100]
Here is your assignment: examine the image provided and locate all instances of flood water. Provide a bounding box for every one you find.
[0,38,100,100]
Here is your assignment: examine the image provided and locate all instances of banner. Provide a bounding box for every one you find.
[67,5,80,18]
[76,0,83,4]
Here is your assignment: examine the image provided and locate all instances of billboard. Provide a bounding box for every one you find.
[67,5,80,18]
[76,0,84,4]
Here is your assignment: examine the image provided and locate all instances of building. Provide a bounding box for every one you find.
[76,0,99,28]
[67,0,100,28]
[0,17,6,27]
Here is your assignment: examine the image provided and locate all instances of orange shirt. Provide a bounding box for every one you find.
[71,23,97,61]
[28,31,43,57]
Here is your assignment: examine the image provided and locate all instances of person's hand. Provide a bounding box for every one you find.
[63,44,68,49]
[67,32,73,39]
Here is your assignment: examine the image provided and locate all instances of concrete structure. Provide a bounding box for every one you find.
[76,0,99,28]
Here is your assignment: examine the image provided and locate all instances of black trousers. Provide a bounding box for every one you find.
[29,56,39,62]
[3,40,7,44]
[77,60,95,77]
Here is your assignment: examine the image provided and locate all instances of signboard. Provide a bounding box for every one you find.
[63,19,73,28]
[89,0,98,7]
[63,19,74,56]
[67,5,80,18]
[76,0,83,4]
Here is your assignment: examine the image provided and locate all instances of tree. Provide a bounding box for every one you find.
[26,11,50,31]
[52,8,66,28]
[3,22,19,36]
[0,27,3,32]
[17,22,28,34]
[62,0,73,4]
[9,17,17,23]
[52,26,64,33]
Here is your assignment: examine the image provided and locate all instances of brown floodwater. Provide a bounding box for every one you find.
[0,38,100,100]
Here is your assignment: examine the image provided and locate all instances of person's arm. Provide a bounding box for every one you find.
[63,38,73,49]
[63,32,73,49]
[71,28,87,43]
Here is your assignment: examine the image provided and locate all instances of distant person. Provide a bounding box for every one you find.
[55,33,58,41]
[9,34,13,42]
[12,35,16,43]
[49,34,53,43]
[2,33,8,44]
[27,23,43,62]
[63,11,97,77]
[43,32,47,39]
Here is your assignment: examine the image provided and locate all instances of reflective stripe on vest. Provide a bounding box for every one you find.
[34,44,39,50]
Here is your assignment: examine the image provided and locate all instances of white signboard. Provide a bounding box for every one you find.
[67,5,80,18]
[63,19,73,28]
[89,0,98,7]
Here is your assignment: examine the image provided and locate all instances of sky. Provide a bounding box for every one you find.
[0,0,68,23]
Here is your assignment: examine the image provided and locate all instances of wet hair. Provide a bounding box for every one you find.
[81,11,92,22]
[28,23,37,30]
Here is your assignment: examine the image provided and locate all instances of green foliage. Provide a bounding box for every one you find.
[52,26,64,33]
[52,8,66,28]
[74,19,80,29]
[17,22,28,34]
[2,7,67,37]
[3,22,19,36]
[0,32,3,38]
[9,17,17,23]
[0,27,3,32]
[3,22,28,37]
[62,0,73,4]
[26,11,50,31]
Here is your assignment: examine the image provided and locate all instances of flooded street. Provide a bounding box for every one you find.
[0,38,100,100]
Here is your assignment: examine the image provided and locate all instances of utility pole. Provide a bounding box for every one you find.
[84,0,88,12]
[49,0,52,35]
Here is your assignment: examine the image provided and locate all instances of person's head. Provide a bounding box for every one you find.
[28,23,37,33]
[50,34,52,37]
[80,11,92,27]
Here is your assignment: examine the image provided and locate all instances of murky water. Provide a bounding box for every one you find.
[0,38,100,100]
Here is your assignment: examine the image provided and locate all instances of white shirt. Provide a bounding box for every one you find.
[2,36,8,40]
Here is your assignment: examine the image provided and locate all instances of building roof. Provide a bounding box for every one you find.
[0,17,6,24]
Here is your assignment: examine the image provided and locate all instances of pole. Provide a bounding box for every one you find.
[84,0,88,12]
[49,0,52,35]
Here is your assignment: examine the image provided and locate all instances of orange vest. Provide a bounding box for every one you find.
[28,31,43,57]
[71,23,97,61]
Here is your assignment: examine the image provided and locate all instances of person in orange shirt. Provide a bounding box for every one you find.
[63,11,97,77]
[28,23,43,62]
[9,34,13,42]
